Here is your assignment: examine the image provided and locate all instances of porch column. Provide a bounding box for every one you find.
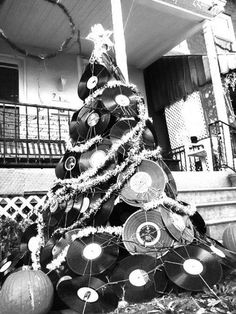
[110,0,129,82]
[203,20,233,168]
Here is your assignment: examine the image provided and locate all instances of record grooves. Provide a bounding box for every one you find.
[57,276,119,313]
[164,245,222,291]
[78,63,111,100]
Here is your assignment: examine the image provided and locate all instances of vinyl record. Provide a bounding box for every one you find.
[118,159,166,207]
[66,233,119,275]
[75,105,111,140]
[57,276,119,314]
[79,139,115,173]
[63,153,80,178]
[164,245,222,291]
[189,211,207,235]
[122,209,174,257]
[161,205,194,244]
[92,194,116,227]
[20,223,39,253]
[157,159,178,199]
[55,157,66,179]
[199,236,236,269]
[142,119,159,149]
[110,254,167,303]
[101,85,138,117]
[40,235,69,270]
[109,201,137,226]
[109,119,137,154]
[78,63,111,100]
[0,252,25,283]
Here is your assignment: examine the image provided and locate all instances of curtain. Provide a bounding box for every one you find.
[144,55,208,113]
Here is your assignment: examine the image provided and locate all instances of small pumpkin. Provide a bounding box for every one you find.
[0,268,54,314]
[222,224,236,252]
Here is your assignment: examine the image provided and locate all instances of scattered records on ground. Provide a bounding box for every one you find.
[199,236,236,269]
[164,245,222,291]
[57,276,119,314]
[110,254,167,303]
[79,138,116,173]
[118,159,166,207]
[66,233,119,275]
[161,205,195,244]
[101,85,138,117]
[78,63,111,100]
[122,209,174,257]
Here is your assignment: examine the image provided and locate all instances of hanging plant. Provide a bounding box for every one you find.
[0,268,54,314]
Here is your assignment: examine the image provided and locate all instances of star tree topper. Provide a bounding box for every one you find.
[86,24,113,63]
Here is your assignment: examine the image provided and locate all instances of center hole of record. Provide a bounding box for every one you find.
[183,259,204,275]
[0,261,12,273]
[65,156,76,171]
[90,150,106,168]
[130,172,152,193]
[210,245,226,258]
[115,94,130,107]
[28,236,40,252]
[170,213,186,232]
[129,269,149,287]
[83,243,102,260]
[77,287,99,303]
[87,76,98,90]
[136,222,161,246]
[87,112,100,127]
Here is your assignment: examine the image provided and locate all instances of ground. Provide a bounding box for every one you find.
[108,269,236,314]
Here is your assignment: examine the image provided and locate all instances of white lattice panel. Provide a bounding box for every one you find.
[165,92,208,149]
[0,195,46,222]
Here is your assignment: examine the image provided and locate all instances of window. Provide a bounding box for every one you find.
[0,63,19,102]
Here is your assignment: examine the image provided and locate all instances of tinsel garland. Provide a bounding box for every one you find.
[52,145,162,235]
[143,192,197,216]
[65,135,103,152]
[47,225,123,271]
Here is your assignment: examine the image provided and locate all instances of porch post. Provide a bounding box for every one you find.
[110,0,129,82]
[203,20,233,168]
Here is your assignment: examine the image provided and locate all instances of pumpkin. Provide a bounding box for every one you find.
[0,268,54,314]
[222,224,236,252]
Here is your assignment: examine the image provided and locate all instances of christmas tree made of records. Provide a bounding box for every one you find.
[1,24,236,314]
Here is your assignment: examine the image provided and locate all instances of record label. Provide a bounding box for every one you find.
[87,112,100,127]
[115,94,130,107]
[90,150,107,168]
[130,172,152,193]
[64,156,76,171]
[129,269,149,287]
[77,287,99,302]
[136,221,161,247]
[83,243,102,260]
[87,76,98,90]
[183,259,204,275]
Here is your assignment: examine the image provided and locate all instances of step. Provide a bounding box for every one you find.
[178,187,236,204]
[195,201,236,240]
[172,171,232,190]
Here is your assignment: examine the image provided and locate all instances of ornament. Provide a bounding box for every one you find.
[222,224,236,252]
[0,268,54,314]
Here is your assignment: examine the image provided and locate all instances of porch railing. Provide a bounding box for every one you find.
[209,120,236,171]
[0,101,75,167]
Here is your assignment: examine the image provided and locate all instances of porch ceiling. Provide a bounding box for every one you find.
[0,0,222,69]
